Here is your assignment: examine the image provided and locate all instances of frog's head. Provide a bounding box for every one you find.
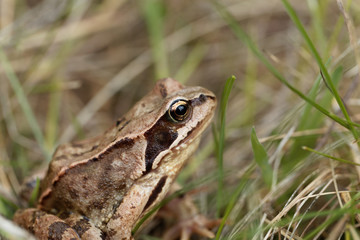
[111,77,216,175]
[141,78,216,173]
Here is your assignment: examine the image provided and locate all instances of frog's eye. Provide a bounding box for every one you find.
[168,99,191,122]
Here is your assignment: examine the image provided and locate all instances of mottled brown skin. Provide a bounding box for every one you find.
[14,78,216,240]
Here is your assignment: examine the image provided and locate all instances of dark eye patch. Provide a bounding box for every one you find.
[144,113,178,173]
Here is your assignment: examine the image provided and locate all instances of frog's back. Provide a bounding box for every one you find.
[39,133,147,226]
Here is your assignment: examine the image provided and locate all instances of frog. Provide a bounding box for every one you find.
[13,78,217,240]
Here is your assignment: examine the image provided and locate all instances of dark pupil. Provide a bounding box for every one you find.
[175,104,187,116]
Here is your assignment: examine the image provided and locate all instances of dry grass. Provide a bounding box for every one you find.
[1,0,360,239]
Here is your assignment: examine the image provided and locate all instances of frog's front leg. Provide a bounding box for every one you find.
[14,209,105,240]
[14,208,81,240]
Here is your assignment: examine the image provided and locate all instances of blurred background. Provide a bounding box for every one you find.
[1,0,360,239]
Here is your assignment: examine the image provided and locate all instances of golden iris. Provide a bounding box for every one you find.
[168,100,191,122]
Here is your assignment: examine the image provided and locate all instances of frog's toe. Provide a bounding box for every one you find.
[162,215,221,240]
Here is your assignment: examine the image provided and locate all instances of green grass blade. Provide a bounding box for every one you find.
[251,127,273,188]
[302,146,360,166]
[243,51,257,125]
[282,0,358,140]
[28,178,41,207]
[212,0,360,131]
[215,164,255,239]
[0,47,50,161]
[140,0,169,79]
[45,81,61,152]
[216,75,235,217]
[0,196,18,218]
[307,0,327,55]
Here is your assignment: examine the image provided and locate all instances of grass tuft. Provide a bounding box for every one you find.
[282,0,359,140]
[215,75,235,217]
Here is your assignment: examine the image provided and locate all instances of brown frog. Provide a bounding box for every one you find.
[14,78,217,240]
